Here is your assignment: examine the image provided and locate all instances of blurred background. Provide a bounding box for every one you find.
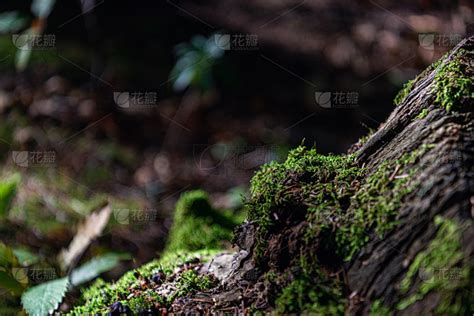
[0,0,472,313]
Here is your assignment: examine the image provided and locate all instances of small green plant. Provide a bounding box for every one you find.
[0,0,57,70]
[170,34,224,92]
[0,176,130,315]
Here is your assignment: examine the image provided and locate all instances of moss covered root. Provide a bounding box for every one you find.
[69,190,242,314]
[67,250,219,315]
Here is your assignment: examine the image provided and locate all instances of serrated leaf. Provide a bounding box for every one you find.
[70,253,129,286]
[21,277,69,316]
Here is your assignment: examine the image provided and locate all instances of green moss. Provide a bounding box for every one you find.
[275,274,345,315]
[173,269,214,301]
[69,190,240,314]
[432,49,473,112]
[164,190,240,254]
[248,146,421,262]
[397,216,473,314]
[394,58,443,106]
[246,145,426,314]
[248,146,363,259]
[415,108,429,120]
[68,250,219,315]
[370,300,392,316]
[395,48,472,112]
[394,80,416,106]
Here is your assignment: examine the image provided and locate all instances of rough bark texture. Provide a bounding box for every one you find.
[168,37,474,315]
[348,37,474,314]
[70,37,473,315]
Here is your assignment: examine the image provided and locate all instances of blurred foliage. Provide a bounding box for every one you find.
[0,0,57,70]
[170,34,224,92]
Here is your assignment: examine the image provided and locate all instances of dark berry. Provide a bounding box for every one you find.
[151,271,166,284]
[109,302,122,315]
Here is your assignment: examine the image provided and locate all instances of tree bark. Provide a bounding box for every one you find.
[171,37,473,315]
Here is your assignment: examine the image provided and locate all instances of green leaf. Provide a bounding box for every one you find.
[31,0,56,18]
[0,242,18,268]
[0,173,20,218]
[70,253,129,287]
[21,277,69,316]
[0,11,28,33]
[13,248,40,266]
[0,270,24,296]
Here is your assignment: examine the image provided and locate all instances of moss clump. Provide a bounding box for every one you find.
[397,216,473,314]
[68,250,219,315]
[248,146,420,262]
[432,49,473,112]
[275,257,345,315]
[164,190,240,254]
[395,47,472,112]
[69,190,242,314]
[248,146,363,259]
[246,145,424,314]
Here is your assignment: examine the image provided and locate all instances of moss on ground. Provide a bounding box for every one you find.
[397,216,473,314]
[69,190,241,314]
[164,190,241,254]
[67,250,219,315]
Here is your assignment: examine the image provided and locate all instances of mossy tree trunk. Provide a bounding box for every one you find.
[346,37,474,314]
[70,38,473,315]
[222,37,474,315]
